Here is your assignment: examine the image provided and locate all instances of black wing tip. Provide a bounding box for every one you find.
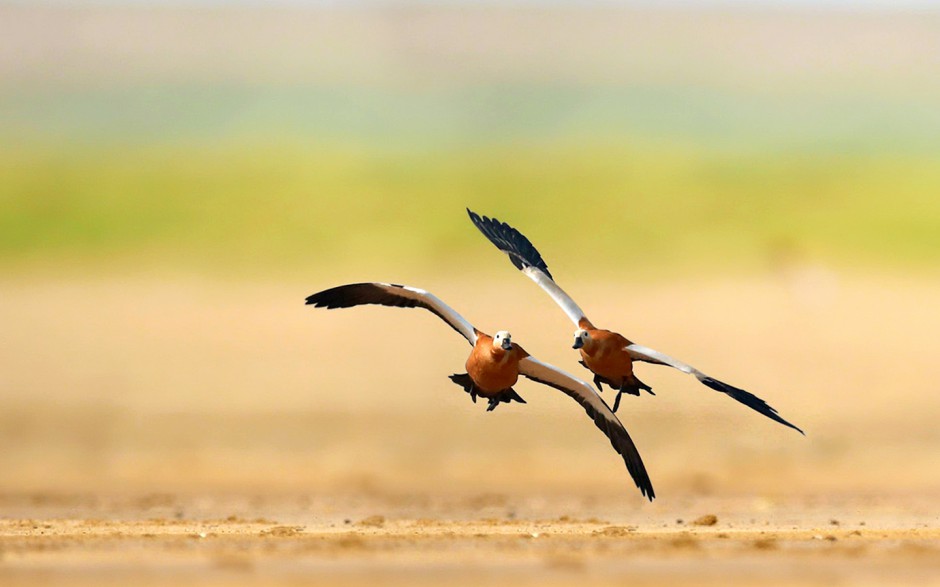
[629,457,655,501]
[305,283,360,307]
[700,377,805,435]
[520,370,654,501]
[634,466,655,500]
[628,451,656,501]
[305,290,336,307]
[305,283,402,310]
[466,208,554,280]
[592,397,656,500]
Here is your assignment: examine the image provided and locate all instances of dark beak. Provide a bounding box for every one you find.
[572,338,584,350]
[501,340,513,351]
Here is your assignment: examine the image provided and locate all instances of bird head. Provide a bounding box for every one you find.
[573,329,590,350]
[493,330,513,351]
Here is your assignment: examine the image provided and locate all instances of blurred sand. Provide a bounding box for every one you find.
[1,272,939,585]
[0,492,938,587]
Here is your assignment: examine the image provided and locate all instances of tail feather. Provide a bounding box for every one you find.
[577,362,655,397]
[449,374,526,405]
[503,388,527,404]
[448,373,475,393]
[634,375,655,396]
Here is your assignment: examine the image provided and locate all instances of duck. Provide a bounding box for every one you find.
[306,281,656,499]
[467,209,803,434]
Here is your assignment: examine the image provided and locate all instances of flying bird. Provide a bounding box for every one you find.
[467,209,803,435]
[306,282,655,500]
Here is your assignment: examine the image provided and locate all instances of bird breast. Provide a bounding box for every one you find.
[581,336,634,380]
[465,344,520,395]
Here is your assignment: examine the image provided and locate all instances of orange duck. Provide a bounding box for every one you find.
[306,282,655,500]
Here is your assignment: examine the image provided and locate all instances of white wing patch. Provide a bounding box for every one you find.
[522,267,588,327]
[383,283,479,345]
[625,343,703,379]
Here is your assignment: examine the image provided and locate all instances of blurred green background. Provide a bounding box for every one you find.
[3,3,939,278]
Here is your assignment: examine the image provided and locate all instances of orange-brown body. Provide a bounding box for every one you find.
[578,319,642,390]
[465,333,528,396]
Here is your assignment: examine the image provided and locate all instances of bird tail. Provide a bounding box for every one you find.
[448,373,475,393]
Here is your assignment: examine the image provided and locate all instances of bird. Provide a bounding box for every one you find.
[306,281,655,500]
[467,209,804,435]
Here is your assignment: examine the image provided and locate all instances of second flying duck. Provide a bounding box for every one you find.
[468,209,803,434]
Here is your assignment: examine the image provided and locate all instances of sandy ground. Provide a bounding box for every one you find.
[1,492,938,587]
[1,272,939,585]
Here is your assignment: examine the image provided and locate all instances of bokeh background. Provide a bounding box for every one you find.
[2,0,940,504]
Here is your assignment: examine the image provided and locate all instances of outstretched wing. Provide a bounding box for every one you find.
[468,209,589,327]
[518,356,655,500]
[306,282,479,346]
[625,343,804,435]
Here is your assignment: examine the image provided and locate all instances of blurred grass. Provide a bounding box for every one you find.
[3,5,939,278]
[2,137,939,277]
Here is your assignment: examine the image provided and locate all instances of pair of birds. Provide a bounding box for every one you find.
[306,210,803,501]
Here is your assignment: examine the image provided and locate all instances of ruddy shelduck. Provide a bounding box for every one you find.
[468,210,803,434]
[306,282,655,500]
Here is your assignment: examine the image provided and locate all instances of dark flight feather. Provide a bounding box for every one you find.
[520,371,655,501]
[700,377,805,435]
[467,209,553,280]
[306,282,470,342]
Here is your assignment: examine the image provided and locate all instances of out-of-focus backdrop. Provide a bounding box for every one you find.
[2,1,939,502]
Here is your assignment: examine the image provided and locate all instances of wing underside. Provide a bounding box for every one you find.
[468,209,588,326]
[518,356,655,500]
[306,282,479,345]
[626,343,804,434]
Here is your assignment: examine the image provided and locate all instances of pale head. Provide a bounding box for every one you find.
[493,330,513,351]
[573,328,590,349]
